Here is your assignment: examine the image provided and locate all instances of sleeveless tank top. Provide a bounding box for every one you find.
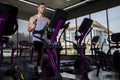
[32,15,47,42]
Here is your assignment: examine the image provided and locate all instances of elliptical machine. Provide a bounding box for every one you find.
[95,32,120,79]
[63,18,94,80]
[8,8,69,80]
[32,9,69,80]
[0,2,18,80]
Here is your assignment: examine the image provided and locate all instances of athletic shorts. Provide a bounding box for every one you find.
[33,41,44,51]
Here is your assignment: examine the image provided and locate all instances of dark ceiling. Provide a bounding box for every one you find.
[28,0,85,9]
[0,0,120,20]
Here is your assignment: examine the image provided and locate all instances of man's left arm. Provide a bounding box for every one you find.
[46,18,50,25]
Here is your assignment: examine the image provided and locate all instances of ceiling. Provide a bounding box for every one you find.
[28,0,85,9]
[0,0,120,20]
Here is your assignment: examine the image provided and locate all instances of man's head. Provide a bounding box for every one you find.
[38,3,46,14]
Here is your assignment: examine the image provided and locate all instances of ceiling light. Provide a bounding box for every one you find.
[46,7,55,11]
[66,0,71,1]
[63,0,91,10]
[19,0,38,6]
[18,0,55,11]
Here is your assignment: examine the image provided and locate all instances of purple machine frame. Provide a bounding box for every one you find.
[46,20,63,74]
[0,13,7,63]
[0,13,7,38]
[75,18,93,74]
[0,3,18,64]
[33,9,68,80]
[64,18,93,75]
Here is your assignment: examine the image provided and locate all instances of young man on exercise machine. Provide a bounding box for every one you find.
[28,2,50,79]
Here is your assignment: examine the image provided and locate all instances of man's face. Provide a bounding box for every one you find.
[38,4,46,14]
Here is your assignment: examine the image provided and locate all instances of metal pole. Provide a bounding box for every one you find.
[89,14,94,59]
[75,18,78,55]
[106,9,110,49]
[75,18,78,32]
[64,30,67,55]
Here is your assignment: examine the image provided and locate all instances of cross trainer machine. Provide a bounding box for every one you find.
[95,32,120,79]
[0,2,18,64]
[63,18,94,80]
[0,2,18,79]
[32,8,69,80]
[8,9,69,80]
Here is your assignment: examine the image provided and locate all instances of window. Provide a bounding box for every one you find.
[91,10,107,27]
[18,19,30,42]
[60,19,76,55]
[91,10,109,53]
[108,6,120,33]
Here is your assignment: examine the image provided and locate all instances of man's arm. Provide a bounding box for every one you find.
[28,16,36,32]
[46,18,50,25]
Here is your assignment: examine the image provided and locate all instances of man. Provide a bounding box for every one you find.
[28,2,50,79]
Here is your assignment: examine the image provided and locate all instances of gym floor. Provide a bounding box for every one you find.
[61,69,119,80]
[4,69,119,80]
[2,59,119,80]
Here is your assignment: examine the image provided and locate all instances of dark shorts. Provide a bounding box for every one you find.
[33,41,44,51]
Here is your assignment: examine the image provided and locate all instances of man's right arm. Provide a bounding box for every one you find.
[28,16,36,32]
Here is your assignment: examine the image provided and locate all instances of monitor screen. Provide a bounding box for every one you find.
[0,3,18,36]
[48,9,69,28]
[78,18,93,33]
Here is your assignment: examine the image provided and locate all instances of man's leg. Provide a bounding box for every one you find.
[37,49,44,73]
[33,41,44,73]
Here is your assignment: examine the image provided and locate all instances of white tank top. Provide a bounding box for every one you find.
[32,15,47,42]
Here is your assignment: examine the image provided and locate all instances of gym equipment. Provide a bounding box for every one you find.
[0,2,18,80]
[33,8,69,80]
[74,35,100,73]
[0,3,18,36]
[109,33,120,71]
[63,18,94,80]
[0,37,9,64]
[9,41,33,64]
[95,32,120,78]
[7,40,35,80]
[8,8,69,80]
[18,40,34,62]
[90,36,100,60]
[0,3,18,63]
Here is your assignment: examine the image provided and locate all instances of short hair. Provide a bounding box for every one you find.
[39,3,45,6]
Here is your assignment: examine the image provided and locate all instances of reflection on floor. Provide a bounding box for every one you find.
[3,69,119,80]
[88,69,119,80]
[61,69,119,80]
